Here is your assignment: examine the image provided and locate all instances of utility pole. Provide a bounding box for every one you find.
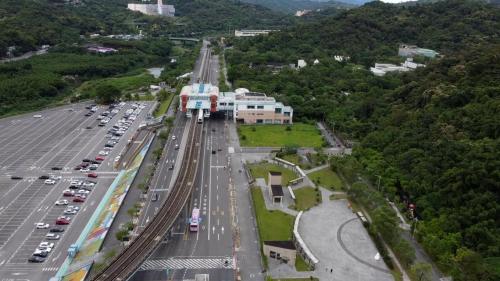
[375,175,382,192]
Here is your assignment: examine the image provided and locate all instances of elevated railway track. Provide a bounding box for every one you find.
[90,42,212,281]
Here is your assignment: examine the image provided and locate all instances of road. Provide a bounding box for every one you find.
[128,41,234,281]
[0,101,153,281]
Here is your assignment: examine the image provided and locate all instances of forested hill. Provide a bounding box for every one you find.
[167,0,294,34]
[239,0,355,13]
[0,0,139,57]
[228,0,499,67]
[226,1,500,279]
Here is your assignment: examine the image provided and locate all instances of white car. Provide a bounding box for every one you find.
[35,223,49,229]
[98,151,109,156]
[63,209,77,215]
[68,205,80,211]
[55,200,68,206]
[33,114,42,118]
[77,189,90,195]
[172,135,177,140]
[45,233,60,240]
[70,180,82,186]
[80,168,90,173]
[49,175,62,180]
[39,242,54,250]
[44,179,56,185]
[82,182,95,187]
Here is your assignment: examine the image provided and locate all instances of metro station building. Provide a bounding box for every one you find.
[180,84,293,124]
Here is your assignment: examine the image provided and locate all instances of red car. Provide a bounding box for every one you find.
[56,217,70,225]
[87,173,98,178]
[95,156,105,161]
[73,197,85,203]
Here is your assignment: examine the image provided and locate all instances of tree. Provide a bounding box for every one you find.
[115,229,129,242]
[95,84,121,104]
[394,239,416,267]
[371,205,400,245]
[410,262,432,281]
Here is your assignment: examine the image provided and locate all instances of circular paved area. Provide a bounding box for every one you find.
[337,218,390,273]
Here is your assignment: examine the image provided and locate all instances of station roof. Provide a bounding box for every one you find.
[264,240,296,250]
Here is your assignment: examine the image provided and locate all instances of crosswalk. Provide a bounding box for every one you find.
[139,256,233,271]
[42,267,59,272]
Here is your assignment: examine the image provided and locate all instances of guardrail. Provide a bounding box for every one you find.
[293,211,319,269]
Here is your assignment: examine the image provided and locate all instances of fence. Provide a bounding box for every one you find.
[293,211,319,269]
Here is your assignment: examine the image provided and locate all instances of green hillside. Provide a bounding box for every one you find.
[226,1,500,280]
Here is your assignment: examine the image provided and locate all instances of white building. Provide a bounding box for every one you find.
[297,59,307,69]
[234,30,276,37]
[370,58,425,76]
[180,85,293,124]
[127,0,175,17]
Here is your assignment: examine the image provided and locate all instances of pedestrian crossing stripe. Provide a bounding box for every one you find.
[42,267,59,271]
[139,256,233,271]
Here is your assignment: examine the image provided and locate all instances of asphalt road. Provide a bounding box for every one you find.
[128,42,234,281]
[0,101,153,281]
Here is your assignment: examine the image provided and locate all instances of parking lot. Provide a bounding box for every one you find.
[0,101,153,281]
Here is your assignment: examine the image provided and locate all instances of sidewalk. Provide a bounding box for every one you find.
[228,122,265,281]
[304,163,330,174]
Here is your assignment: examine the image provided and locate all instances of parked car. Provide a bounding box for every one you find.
[45,233,60,240]
[63,190,75,197]
[49,227,65,233]
[38,242,54,250]
[35,223,49,229]
[28,256,45,263]
[44,179,56,185]
[39,175,50,180]
[88,173,98,178]
[73,196,85,203]
[55,200,68,206]
[95,156,105,161]
[55,217,70,225]
[51,167,62,171]
[11,176,23,180]
[77,189,90,195]
[64,209,77,215]
[32,251,48,258]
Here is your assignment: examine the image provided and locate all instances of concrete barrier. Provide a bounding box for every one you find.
[272,157,304,185]
[293,211,319,269]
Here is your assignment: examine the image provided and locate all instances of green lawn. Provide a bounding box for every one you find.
[248,163,298,185]
[295,254,312,272]
[153,94,175,118]
[309,168,344,190]
[293,187,321,211]
[239,123,324,148]
[250,187,294,243]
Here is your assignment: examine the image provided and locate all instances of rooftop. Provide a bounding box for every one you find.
[271,185,284,197]
[269,171,282,176]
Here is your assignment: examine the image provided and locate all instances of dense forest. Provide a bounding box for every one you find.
[0,0,292,116]
[225,1,500,280]
[239,0,354,13]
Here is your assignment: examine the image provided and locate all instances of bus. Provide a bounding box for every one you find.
[197,110,203,124]
[189,208,200,232]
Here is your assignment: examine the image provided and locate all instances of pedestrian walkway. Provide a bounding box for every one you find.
[304,163,330,174]
[139,256,234,271]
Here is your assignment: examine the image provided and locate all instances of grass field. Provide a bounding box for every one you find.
[248,163,297,185]
[295,254,312,272]
[293,187,321,211]
[76,71,156,95]
[251,187,294,243]
[239,123,324,148]
[309,168,344,190]
[153,94,175,118]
